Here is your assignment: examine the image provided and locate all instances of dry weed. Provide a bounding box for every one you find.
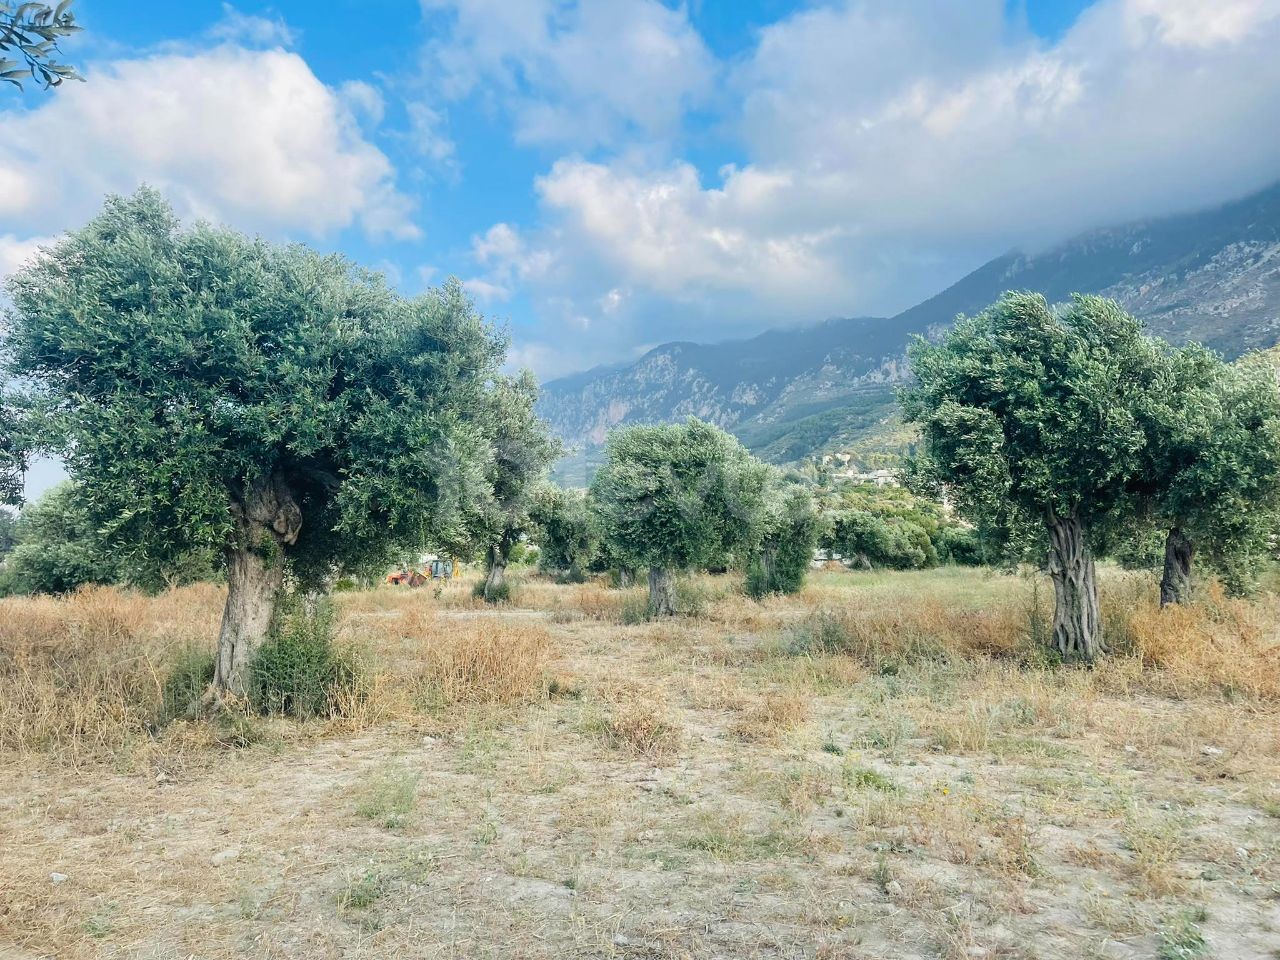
[589,682,682,758]
[731,691,811,742]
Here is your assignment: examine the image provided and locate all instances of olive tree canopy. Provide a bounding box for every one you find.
[902,292,1163,662]
[1,1,82,90]
[468,370,561,601]
[0,397,25,505]
[1131,346,1280,603]
[530,485,601,583]
[746,480,822,598]
[590,418,770,615]
[4,189,506,695]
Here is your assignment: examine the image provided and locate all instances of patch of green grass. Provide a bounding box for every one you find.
[83,903,118,939]
[456,723,508,774]
[993,735,1074,760]
[680,825,801,862]
[871,853,895,894]
[337,870,386,913]
[857,713,917,753]
[393,846,436,885]
[1157,907,1208,960]
[354,766,419,831]
[843,764,899,793]
[474,820,499,847]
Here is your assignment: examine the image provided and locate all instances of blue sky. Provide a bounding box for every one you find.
[3,0,1279,388]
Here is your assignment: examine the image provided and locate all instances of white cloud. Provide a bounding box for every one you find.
[405,100,457,170]
[486,0,1280,366]
[209,4,297,47]
[462,277,512,303]
[466,221,553,302]
[341,80,386,126]
[1123,0,1280,47]
[420,0,716,150]
[0,46,417,240]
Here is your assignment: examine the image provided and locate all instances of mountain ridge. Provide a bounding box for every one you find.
[540,181,1280,474]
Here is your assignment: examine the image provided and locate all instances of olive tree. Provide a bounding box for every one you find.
[1133,347,1280,603]
[902,292,1161,662]
[0,481,116,595]
[4,189,506,697]
[0,396,25,506]
[746,481,822,597]
[530,485,600,582]
[471,371,561,602]
[591,418,770,616]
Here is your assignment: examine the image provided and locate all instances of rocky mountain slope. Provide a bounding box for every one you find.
[540,181,1280,473]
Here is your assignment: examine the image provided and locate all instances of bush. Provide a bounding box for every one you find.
[935,525,984,565]
[248,598,359,718]
[471,578,513,604]
[159,647,215,722]
[508,541,539,567]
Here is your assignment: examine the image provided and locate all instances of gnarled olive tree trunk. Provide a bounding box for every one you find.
[1160,526,1193,607]
[482,534,513,602]
[648,565,677,617]
[212,475,302,698]
[758,542,780,593]
[1045,510,1102,663]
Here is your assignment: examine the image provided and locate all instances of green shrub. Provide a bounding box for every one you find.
[935,525,984,565]
[785,610,856,656]
[674,578,713,617]
[508,541,539,567]
[620,594,651,624]
[472,578,513,603]
[248,598,358,718]
[337,870,386,912]
[747,485,823,599]
[557,564,588,585]
[159,647,215,722]
[0,484,119,596]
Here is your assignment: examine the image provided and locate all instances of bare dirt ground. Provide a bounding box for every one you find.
[2,570,1279,959]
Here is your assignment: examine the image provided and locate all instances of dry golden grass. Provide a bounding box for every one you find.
[588,680,683,757]
[0,579,552,762]
[1113,579,1280,699]
[402,609,552,707]
[0,584,222,759]
[4,565,1280,960]
[730,690,811,742]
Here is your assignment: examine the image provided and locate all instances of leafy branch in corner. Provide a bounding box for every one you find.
[1,1,83,91]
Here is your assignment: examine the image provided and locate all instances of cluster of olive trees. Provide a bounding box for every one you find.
[532,419,823,616]
[902,292,1280,663]
[0,189,563,697]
